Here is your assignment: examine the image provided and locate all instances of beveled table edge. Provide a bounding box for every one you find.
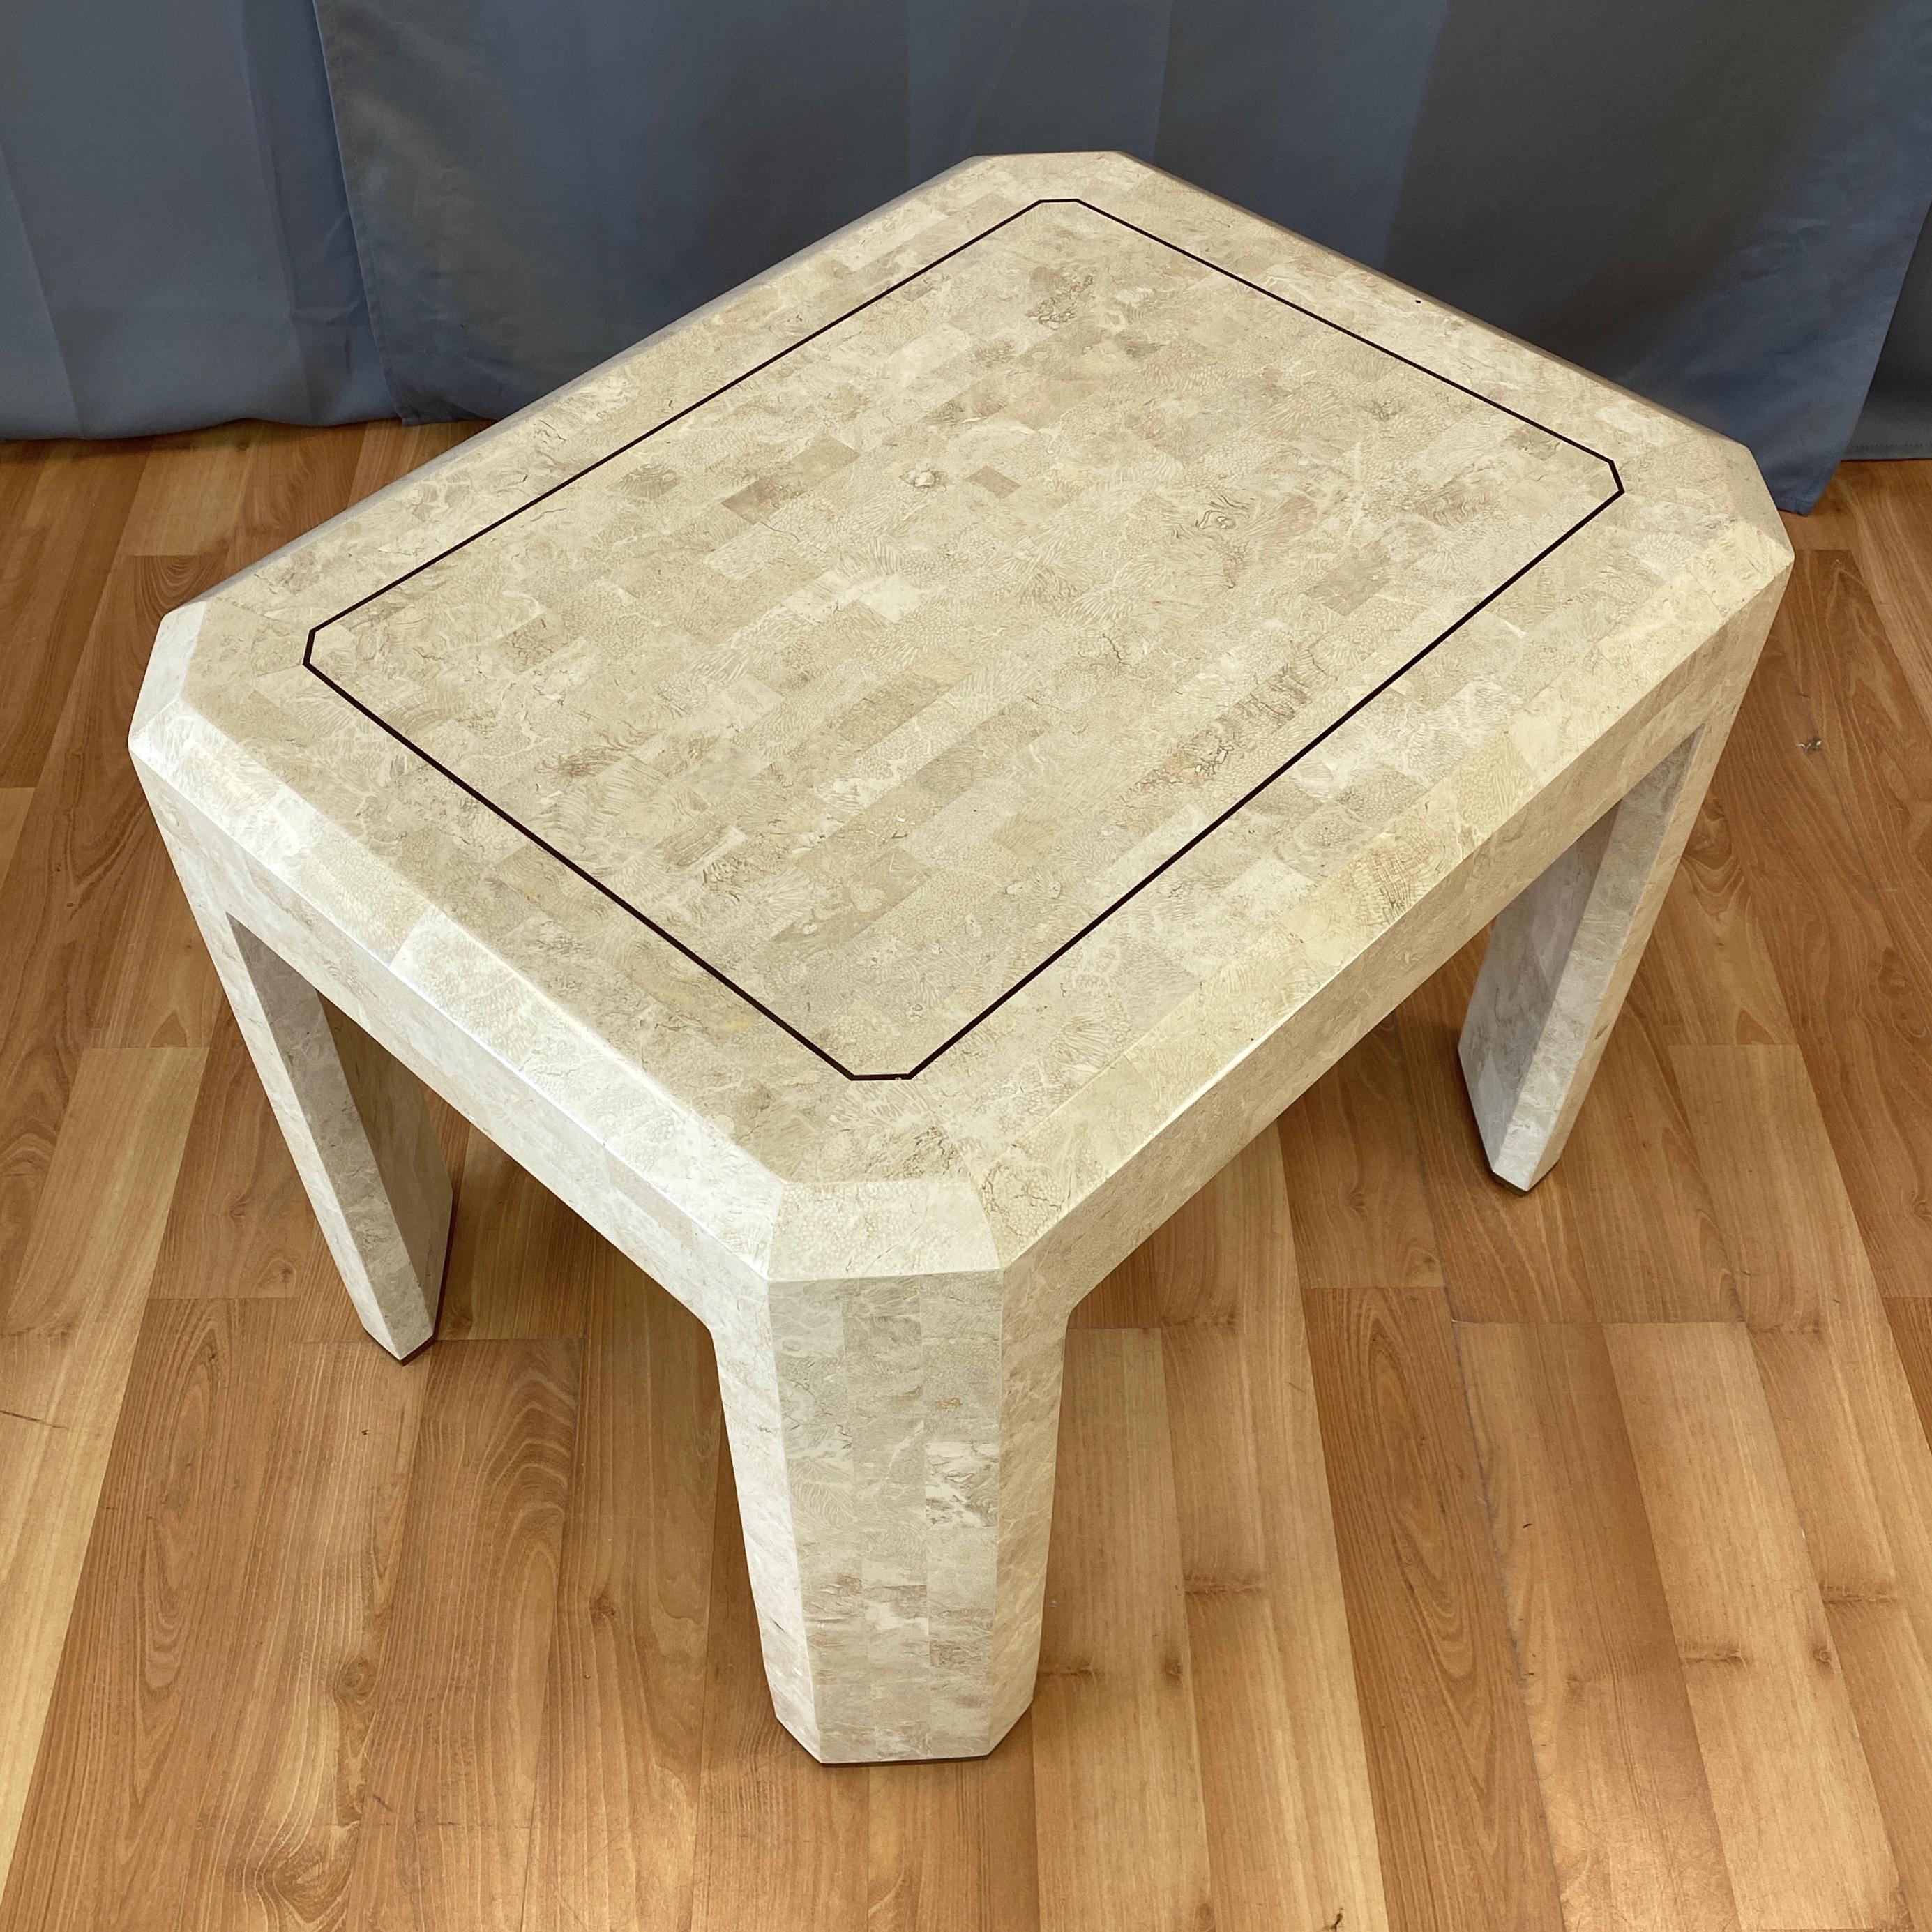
[129,151,1794,1295]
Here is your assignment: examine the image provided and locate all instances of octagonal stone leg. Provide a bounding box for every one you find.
[1460,723,1716,1191]
[170,856,453,1357]
[709,1273,1065,1763]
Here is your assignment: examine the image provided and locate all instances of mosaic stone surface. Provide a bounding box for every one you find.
[308,197,1617,1076]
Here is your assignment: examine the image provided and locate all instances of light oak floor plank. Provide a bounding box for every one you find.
[1032,1327,1215,1932]
[1559,1001,1739,1321]
[1460,1322,1739,1932]
[1889,1297,1932,1444]
[1674,1041,1880,1334]
[0,1046,204,1892]
[340,1338,579,1932]
[149,1009,333,1301]
[1304,1282,1566,1931]
[221,421,369,575]
[1782,472,1860,551]
[866,1732,1041,1932]
[0,437,40,533]
[89,835,225,1052]
[1623,796,1796,1051]
[1396,941,1597,1322]
[1712,574,1932,1297]
[1069,1126,1246,1331]
[0,440,146,788]
[437,1132,598,1342]
[1842,462,1932,717]
[1608,1322,1905,1931]
[0,1298,288,1932]
[0,550,227,1292]
[525,1265,721,1932]
[95,425,385,1059]
[1186,1131,1390,1932]
[1774,548,1932,1014]
[0,791,32,889]
[176,1338,426,1932]
[119,423,255,556]
[1276,1014,1443,1294]
[1675,1043,1932,1926]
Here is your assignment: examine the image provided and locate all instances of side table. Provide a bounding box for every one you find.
[132,151,1790,1763]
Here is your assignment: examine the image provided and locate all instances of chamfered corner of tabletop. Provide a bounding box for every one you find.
[129,595,216,762]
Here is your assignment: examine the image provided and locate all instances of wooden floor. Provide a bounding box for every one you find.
[2,425,1931,1932]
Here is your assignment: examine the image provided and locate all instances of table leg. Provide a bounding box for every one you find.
[1459,726,1716,1191]
[188,895,453,1357]
[709,1275,1064,1763]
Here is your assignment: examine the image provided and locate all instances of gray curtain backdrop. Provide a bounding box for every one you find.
[1852,199,1932,458]
[5,0,1932,508]
[0,0,391,437]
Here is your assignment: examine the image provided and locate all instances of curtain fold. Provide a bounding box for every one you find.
[3,0,1930,505]
[1850,201,1932,459]
[0,0,389,439]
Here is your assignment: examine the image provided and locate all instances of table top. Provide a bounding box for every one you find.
[137,151,1788,1281]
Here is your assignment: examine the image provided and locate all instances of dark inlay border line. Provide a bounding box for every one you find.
[305,197,1624,1081]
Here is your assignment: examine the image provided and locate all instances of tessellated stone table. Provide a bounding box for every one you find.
[131,151,1791,1763]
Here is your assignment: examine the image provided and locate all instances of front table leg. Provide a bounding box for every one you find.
[1460,727,1715,1191]
[195,903,453,1357]
[710,1275,1066,1763]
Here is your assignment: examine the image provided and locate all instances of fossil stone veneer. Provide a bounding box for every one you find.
[132,152,1790,1763]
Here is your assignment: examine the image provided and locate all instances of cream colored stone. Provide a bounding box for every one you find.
[131,152,1790,1763]
[171,847,451,1357]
